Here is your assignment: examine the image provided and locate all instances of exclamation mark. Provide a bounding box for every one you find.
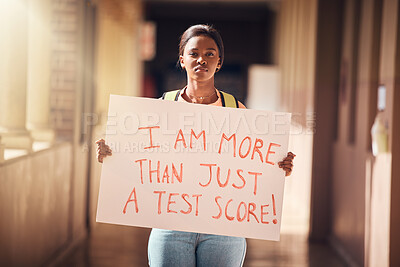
[272,194,278,224]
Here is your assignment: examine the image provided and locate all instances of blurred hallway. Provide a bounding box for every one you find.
[54,224,346,267]
[1,0,400,267]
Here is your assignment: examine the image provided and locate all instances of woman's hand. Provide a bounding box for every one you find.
[278,152,295,176]
[96,138,112,163]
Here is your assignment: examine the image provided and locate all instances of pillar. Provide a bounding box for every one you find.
[91,0,143,228]
[26,0,55,142]
[0,0,33,151]
[0,137,4,163]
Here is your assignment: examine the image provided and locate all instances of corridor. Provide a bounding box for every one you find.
[1,0,400,266]
[54,224,346,267]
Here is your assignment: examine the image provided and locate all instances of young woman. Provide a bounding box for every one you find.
[96,24,295,267]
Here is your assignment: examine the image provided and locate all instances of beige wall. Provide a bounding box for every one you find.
[95,0,143,122]
[90,0,143,229]
[0,144,72,266]
[282,0,400,266]
[278,0,318,235]
[331,0,367,265]
[309,0,343,242]
[279,0,317,126]
[0,0,96,265]
[378,0,400,266]
[0,0,144,264]
[332,0,399,266]
[71,146,90,242]
[0,143,89,266]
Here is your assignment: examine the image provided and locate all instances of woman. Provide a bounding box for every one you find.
[96,24,295,267]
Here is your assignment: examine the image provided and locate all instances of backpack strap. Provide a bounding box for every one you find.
[162,89,239,108]
[162,89,181,101]
[219,91,239,108]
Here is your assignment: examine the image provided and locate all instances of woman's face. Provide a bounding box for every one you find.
[180,35,221,82]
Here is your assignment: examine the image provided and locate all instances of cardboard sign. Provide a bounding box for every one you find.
[96,95,291,241]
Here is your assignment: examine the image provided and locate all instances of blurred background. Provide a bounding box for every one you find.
[0,0,399,266]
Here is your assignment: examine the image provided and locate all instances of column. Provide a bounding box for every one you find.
[0,0,33,151]
[26,0,55,142]
[0,137,4,163]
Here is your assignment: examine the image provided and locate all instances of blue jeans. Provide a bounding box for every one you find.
[148,229,247,267]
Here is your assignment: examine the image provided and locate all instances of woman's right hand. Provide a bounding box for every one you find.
[96,138,112,163]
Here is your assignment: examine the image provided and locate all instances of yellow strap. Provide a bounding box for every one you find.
[163,90,180,101]
[220,91,237,108]
[163,89,238,108]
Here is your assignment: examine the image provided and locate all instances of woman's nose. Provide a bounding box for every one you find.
[197,57,206,65]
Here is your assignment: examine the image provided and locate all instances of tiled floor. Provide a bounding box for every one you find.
[54,223,347,267]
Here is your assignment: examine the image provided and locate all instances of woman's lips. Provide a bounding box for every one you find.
[195,67,208,72]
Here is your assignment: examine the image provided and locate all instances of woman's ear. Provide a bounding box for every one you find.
[179,55,185,69]
[216,58,222,72]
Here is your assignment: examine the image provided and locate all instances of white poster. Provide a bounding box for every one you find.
[96,95,291,241]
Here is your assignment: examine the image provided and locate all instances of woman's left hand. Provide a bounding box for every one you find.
[278,152,296,176]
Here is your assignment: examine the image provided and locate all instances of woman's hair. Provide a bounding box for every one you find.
[178,24,225,68]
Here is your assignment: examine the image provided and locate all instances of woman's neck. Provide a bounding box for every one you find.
[184,79,218,104]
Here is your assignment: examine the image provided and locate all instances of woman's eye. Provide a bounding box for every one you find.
[206,52,215,57]
[189,52,197,56]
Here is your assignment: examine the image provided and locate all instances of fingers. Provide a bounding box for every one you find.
[96,139,111,152]
[96,145,112,154]
[98,154,104,163]
[96,139,112,152]
[278,158,293,164]
[279,166,293,174]
[95,139,112,163]
[278,152,295,165]
[278,161,293,167]
[278,151,295,176]
[278,164,293,176]
[278,160,293,167]
[287,152,296,159]
[97,151,111,163]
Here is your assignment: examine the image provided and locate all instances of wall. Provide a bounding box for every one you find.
[278,0,317,126]
[90,0,143,229]
[0,0,145,265]
[0,144,72,266]
[0,0,94,265]
[278,0,318,235]
[330,0,400,266]
[50,0,82,140]
[71,145,90,245]
[0,143,89,266]
[281,0,400,266]
[310,0,343,242]
[372,0,400,266]
[330,0,367,265]
[310,0,400,266]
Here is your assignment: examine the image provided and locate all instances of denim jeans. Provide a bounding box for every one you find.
[148,229,247,267]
